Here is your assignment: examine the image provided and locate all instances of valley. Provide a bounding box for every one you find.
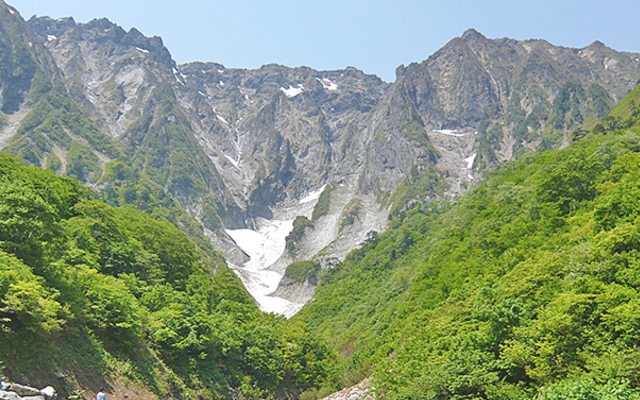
[2,0,640,398]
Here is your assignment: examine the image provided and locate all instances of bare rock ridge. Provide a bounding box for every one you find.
[1,1,640,314]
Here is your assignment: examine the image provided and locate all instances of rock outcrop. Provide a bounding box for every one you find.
[0,380,56,400]
[320,379,374,400]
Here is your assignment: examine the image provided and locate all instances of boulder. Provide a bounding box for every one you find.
[1,384,41,397]
[0,391,21,400]
[0,382,56,400]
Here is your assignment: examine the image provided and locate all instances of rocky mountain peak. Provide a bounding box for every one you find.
[461,27,487,41]
[72,18,127,42]
[26,16,76,37]
[29,16,174,69]
[121,27,174,66]
[587,40,607,50]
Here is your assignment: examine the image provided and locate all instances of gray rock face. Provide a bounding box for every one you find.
[320,379,374,400]
[176,63,393,215]
[0,382,56,400]
[29,16,174,140]
[396,29,640,175]
[1,3,640,312]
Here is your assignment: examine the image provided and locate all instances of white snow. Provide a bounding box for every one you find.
[468,173,474,180]
[220,80,224,86]
[216,114,228,124]
[464,153,476,169]
[434,129,465,137]
[46,35,57,42]
[224,154,239,168]
[8,8,14,14]
[280,84,304,98]
[135,47,149,54]
[218,68,225,73]
[317,77,338,91]
[41,387,56,398]
[227,218,302,316]
[299,185,326,205]
[198,91,207,97]
[172,68,184,85]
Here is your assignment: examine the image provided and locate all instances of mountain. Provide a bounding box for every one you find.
[397,29,640,171]
[1,0,640,315]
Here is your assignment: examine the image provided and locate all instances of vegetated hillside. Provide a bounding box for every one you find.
[296,85,640,399]
[0,154,335,400]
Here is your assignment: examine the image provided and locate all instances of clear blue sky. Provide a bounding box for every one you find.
[6,0,640,82]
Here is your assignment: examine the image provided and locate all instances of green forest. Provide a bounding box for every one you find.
[296,84,640,399]
[0,153,334,399]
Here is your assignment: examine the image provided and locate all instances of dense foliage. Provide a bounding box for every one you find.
[0,154,334,399]
[297,92,640,399]
[284,261,322,285]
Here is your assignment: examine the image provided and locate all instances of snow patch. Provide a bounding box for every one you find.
[299,185,326,205]
[216,114,228,124]
[220,80,224,86]
[47,35,57,42]
[218,68,225,73]
[227,218,302,316]
[317,77,338,91]
[8,8,14,14]
[135,47,149,54]
[224,154,239,168]
[464,153,476,169]
[280,84,304,98]
[172,68,184,85]
[468,173,474,180]
[434,129,465,137]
